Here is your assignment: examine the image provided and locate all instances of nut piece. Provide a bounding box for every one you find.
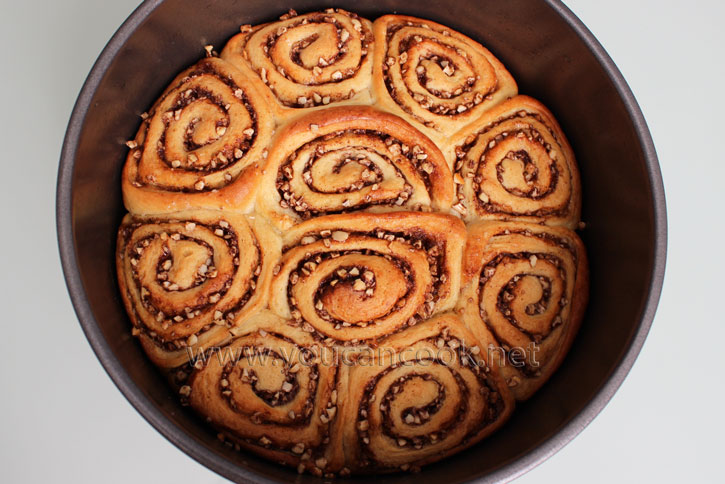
[331,231,349,242]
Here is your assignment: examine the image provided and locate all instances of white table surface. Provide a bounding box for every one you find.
[1,0,723,482]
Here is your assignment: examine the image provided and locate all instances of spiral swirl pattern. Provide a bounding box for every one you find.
[116,210,279,367]
[122,58,274,214]
[341,314,513,471]
[450,95,581,228]
[268,212,466,345]
[458,221,587,400]
[257,106,454,230]
[222,9,374,118]
[115,9,588,477]
[187,311,344,474]
[372,15,517,147]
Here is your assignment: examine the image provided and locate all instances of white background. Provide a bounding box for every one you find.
[1,0,723,482]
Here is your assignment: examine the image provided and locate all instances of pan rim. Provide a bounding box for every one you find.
[56,1,667,482]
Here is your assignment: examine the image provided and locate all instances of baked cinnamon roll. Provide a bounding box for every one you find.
[339,313,514,472]
[114,9,589,476]
[222,9,374,122]
[458,221,588,400]
[116,210,280,367]
[268,212,467,345]
[122,58,275,214]
[448,95,581,227]
[256,106,454,230]
[187,311,344,475]
[372,15,517,151]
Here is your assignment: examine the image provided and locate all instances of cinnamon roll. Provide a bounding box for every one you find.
[186,310,344,475]
[268,212,467,345]
[116,210,280,367]
[114,8,590,476]
[222,9,374,122]
[458,221,588,400]
[256,106,454,230]
[372,15,517,151]
[338,313,514,472]
[122,57,275,214]
[448,95,581,227]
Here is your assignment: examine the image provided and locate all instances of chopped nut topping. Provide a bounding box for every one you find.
[331,230,349,242]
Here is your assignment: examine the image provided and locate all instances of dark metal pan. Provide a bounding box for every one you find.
[57,0,666,482]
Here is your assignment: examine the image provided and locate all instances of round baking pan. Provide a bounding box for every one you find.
[57,0,666,482]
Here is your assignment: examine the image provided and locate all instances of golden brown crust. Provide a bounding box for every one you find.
[338,313,514,472]
[268,211,467,345]
[372,14,517,154]
[121,58,275,215]
[116,210,280,367]
[221,9,375,124]
[114,9,588,477]
[447,95,581,228]
[256,106,454,230]
[187,310,344,475]
[457,221,588,400]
